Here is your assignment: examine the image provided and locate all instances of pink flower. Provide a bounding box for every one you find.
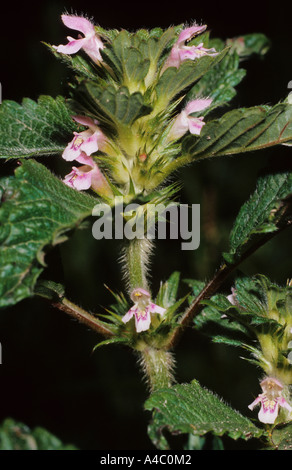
[122,288,166,333]
[163,24,218,70]
[63,154,108,193]
[168,98,212,140]
[53,14,104,63]
[248,377,292,424]
[62,116,107,162]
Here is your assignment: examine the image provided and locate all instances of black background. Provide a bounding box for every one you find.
[0,0,291,450]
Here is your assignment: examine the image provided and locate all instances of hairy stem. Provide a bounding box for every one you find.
[138,346,175,392]
[52,297,114,337]
[122,237,152,293]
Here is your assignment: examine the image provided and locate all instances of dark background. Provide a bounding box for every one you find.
[0,0,291,450]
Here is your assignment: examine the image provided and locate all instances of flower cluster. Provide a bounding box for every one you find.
[61,116,112,196]
[54,14,217,197]
[122,288,166,333]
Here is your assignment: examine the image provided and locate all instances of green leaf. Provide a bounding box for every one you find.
[145,380,265,449]
[271,423,292,450]
[224,171,292,263]
[0,418,77,450]
[0,95,77,159]
[186,49,246,108]
[85,83,152,127]
[155,48,229,107]
[183,103,292,161]
[0,159,97,308]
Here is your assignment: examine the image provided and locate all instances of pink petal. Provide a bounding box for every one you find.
[83,36,104,62]
[135,310,151,333]
[150,303,166,315]
[73,115,98,128]
[248,396,262,411]
[185,98,213,115]
[188,117,205,135]
[279,397,292,413]
[258,401,279,424]
[75,153,94,166]
[177,25,207,45]
[80,133,99,156]
[55,36,87,55]
[122,307,135,324]
[61,14,95,36]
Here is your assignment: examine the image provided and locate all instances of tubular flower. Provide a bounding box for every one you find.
[248,377,292,424]
[63,154,110,195]
[168,98,213,141]
[163,24,218,69]
[53,14,104,63]
[122,288,166,333]
[62,116,107,162]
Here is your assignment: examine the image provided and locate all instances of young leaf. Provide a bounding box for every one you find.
[0,159,97,308]
[0,96,77,159]
[145,380,265,449]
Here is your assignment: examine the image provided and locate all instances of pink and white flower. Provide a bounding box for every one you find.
[53,14,104,63]
[62,116,107,162]
[63,154,110,196]
[122,288,166,333]
[248,377,292,424]
[163,24,218,70]
[168,98,212,140]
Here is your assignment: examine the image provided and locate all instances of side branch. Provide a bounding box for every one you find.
[51,298,114,337]
[167,225,291,349]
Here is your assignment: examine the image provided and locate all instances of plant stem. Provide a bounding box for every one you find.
[122,237,152,293]
[138,346,175,392]
[167,227,290,349]
[52,297,114,337]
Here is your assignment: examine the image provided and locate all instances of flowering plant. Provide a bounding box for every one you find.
[0,12,291,451]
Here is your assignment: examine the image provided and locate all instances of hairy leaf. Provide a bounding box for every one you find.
[145,380,264,449]
[0,159,97,308]
[183,103,292,161]
[0,95,77,159]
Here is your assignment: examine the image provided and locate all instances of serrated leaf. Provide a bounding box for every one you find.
[145,381,264,449]
[224,171,292,263]
[0,159,97,308]
[0,95,77,159]
[0,418,77,450]
[183,103,292,161]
